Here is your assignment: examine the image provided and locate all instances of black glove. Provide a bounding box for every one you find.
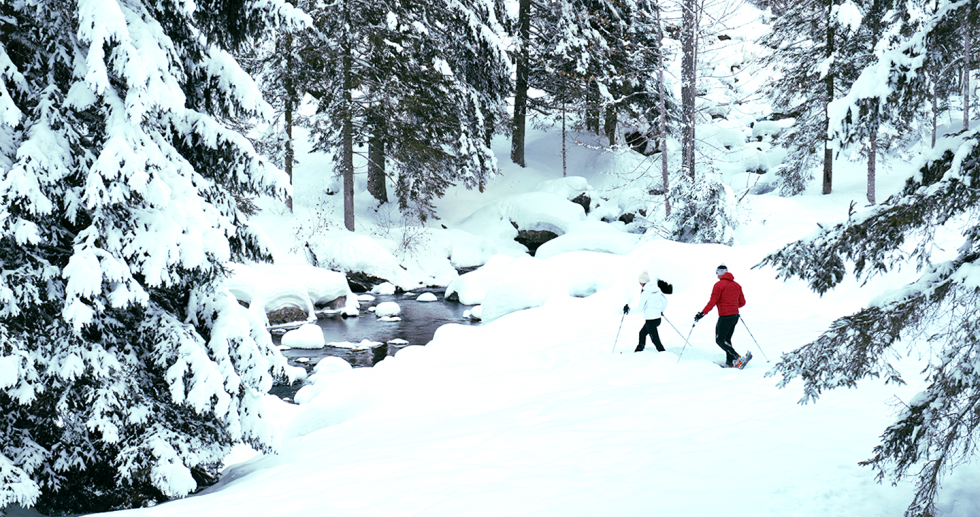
[623,304,630,315]
[694,311,704,322]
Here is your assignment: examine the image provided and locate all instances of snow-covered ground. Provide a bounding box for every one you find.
[47,118,974,517]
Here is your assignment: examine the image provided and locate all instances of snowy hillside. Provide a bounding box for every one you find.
[46,114,971,517]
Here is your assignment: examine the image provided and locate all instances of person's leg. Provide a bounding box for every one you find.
[637,322,648,352]
[715,315,740,365]
[647,318,665,352]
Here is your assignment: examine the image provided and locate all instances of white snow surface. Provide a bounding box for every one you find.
[70,7,980,517]
[226,263,358,322]
[279,324,325,349]
[86,125,980,517]
[374,301,401,317]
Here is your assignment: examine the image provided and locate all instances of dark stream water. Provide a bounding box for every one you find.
[269,289,477,400]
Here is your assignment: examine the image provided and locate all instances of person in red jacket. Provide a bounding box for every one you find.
[694,264,749,368]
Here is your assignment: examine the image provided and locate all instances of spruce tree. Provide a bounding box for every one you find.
[306,0,510,223]
[0,0,305,512]
[762,3,980,515]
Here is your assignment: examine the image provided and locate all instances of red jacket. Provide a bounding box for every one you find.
[701,272,746,316]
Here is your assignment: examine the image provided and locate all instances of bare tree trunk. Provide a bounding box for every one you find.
[822,0,835,195]
[283,33,296,212]
[342,3,355,231]
[656,2,670,217]
[367,132,387,203]
[585,82,601,134]
[867,125,876,204]
[932,74,938,148]
[604,101,617,146]
[510,0,530,167]
[562,95,567,177]
[681,0,697,179]
[964,3,972,132]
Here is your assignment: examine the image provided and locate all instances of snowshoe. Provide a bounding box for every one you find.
[734,351,753,369]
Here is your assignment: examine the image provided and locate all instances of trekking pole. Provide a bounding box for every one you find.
[739,316,770,362]
[663,315,695,350]
[676,322,696,363]
[611,313,626,354]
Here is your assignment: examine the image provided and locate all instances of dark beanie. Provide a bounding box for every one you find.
[715,264,728,275]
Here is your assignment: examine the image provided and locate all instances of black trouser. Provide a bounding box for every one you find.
[637,318,665,352]
[715,314,740,365]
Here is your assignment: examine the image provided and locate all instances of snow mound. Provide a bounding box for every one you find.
[534,176,590,200]
[417,292,438,302]
[308,232,412,286]
[227,263,359,323]
[372,282,397,295]
[535,221,639,259]
[281,324,325,349]
[375,302,401,317]
[456,191,587,247]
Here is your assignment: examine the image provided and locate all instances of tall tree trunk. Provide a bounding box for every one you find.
[585,81,601,134]
[342,5,355,231]
[368,130,387,203]
[604,102,617,146]
[656,4,670,217]
[822,0,835,195]
[867,125,876,204]
[562,93,567,177]
[681,0,697,179]
[283,33,296,212]
[510,0,530,167]
[964,3,972,132]
[932,72,939,148]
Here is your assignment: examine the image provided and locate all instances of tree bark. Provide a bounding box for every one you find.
[822,0,835,195]
[342,3,355,231]
[510,0,530,167]
[585,81,601,134]
[964,3,972,132]
[367,131,387,203]
[867,125,876,204]
[681,0,697,179]
[604,102,617,146]
[283,32,296,212]
[656,4,670,217]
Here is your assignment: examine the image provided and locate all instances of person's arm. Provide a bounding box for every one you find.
[738,288,746,308]
[701,282,722,314]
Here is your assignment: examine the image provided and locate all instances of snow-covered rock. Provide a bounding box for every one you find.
[374,301,401,317]
[281,324,326,349]
[227,263,359,323]
[372,282,397,295]
[416,292,438,302]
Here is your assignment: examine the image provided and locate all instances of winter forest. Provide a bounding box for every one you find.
[2,0,980,516]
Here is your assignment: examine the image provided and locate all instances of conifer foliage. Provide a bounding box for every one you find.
[761,8,980,514]
[0,0,304,512]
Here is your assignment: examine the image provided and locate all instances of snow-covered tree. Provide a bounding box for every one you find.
[0,0,306,512]
[668,169,740,244]
[760,0,867,195]
[762,5,980,514]
[306,0,510,225]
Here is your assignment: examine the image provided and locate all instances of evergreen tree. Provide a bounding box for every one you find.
[762,4,980,515]
[760,0,865,195]
[0,0,306,512]
[306,0,510,224]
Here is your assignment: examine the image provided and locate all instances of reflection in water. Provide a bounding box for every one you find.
[272,290,477,370]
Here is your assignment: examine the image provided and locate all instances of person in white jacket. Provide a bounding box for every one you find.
[622,271,668,352]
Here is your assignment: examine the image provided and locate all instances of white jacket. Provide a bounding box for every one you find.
[637,283,667,320]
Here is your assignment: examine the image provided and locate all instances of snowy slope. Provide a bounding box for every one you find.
[68,121,980,517]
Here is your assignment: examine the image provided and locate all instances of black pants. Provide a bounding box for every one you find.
[715,314,740,365]
[637,318,665,352]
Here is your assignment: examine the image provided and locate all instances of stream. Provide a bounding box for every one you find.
[268,289,478,401]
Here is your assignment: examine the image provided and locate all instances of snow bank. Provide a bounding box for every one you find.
[281,324,325,349]
[227,263,359,322]
[456,191,587,247]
